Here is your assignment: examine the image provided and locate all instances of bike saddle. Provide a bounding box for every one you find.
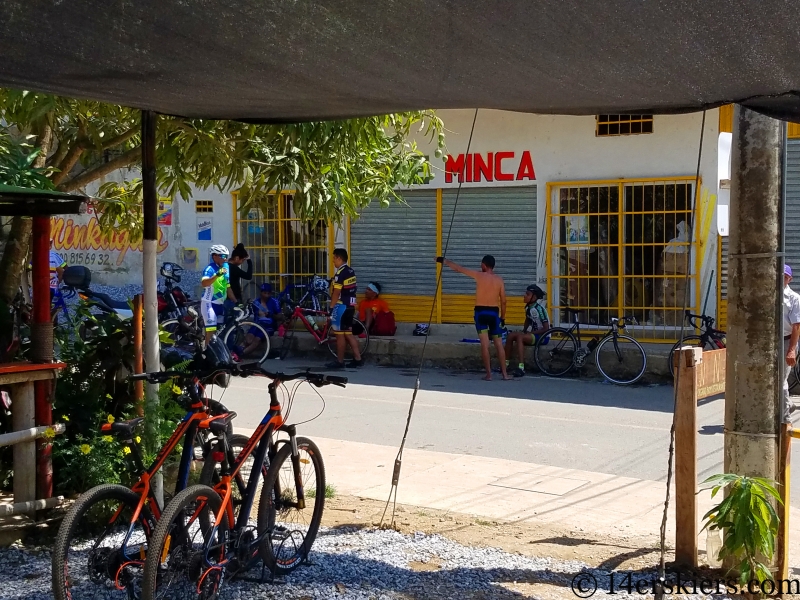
[87,290,131,311]
[201,412,237,434]
[101,417,145,437]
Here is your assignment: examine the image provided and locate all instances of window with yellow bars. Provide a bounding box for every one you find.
[596,114,653,136]
[546,179,698,342]
[233,192,329,302]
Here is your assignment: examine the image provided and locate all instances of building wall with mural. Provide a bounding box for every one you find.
[58,171,236,298]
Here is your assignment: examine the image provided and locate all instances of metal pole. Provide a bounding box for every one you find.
[141,110,162,507]
[724,105,782,513]
[133,294,144,417]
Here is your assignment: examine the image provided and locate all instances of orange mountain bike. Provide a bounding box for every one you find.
[141,367,347,600]
[51,368,242,600]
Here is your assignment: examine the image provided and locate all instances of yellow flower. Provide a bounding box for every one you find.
[107,415,115,424]
[172,385,182,396]
[102,435,113,443]
[123,446,131,455]
[80,444,91,455]
[43,427,56,440]
[135,436,142,444]
[106,394,113,400]
[62,415,69,422]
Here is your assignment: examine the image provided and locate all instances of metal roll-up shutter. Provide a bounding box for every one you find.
[786,139,800,271]
[441,187,537,320]
[350,190,437,295]
[720,235,728,300]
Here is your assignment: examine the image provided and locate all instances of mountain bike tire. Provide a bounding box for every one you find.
[53,484,155,600]
[257,437,325,576]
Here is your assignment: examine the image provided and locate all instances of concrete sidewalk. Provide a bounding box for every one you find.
[284,322,673,380]
[238,430,800,567]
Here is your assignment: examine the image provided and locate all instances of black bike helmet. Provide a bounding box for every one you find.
[526,284,545,298]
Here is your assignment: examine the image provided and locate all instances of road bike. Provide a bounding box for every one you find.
[141,367,347,600]
[535,308,647,385]
[51,366,244,600]
[275,275,331,315]
[667,311,726,379]
[279,303,369,361]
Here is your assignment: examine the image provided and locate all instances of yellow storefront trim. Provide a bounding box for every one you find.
[719,105,733,134]
[441,295,526,326]
[373,294,436,323]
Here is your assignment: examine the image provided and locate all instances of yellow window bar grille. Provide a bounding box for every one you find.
[546,178,699,342]
[596,114,654,136]
[233,192,329,302]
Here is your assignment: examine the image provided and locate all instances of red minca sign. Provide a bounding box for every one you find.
[444,151,536,183]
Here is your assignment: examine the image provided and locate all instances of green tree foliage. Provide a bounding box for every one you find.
[0,88,445,299]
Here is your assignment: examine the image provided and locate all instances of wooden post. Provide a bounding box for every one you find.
[133,294,144,416]
[11,382,35,509]
[675,346,702,568]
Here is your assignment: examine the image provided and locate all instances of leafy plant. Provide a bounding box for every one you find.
[701,473,782,587]
[0,130,55,189]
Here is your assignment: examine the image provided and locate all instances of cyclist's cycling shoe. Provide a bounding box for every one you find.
[347,359,364,368]
[513,368,526,378]
[325,361,345,370]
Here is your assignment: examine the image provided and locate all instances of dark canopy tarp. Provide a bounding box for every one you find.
[3,1,800,122]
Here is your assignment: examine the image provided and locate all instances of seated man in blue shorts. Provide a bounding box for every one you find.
[241,283,283,356]
[505,284,550,378]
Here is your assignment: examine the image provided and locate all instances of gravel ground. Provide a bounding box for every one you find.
[2,526,723,600]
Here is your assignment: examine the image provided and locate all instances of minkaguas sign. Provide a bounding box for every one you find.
[444,151,536,183]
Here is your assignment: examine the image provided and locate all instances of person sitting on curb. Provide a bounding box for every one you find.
[241,282,284,356]
[358,282,396,335]
[505,284,550,378]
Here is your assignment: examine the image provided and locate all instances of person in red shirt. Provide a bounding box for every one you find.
[358,282,390,332]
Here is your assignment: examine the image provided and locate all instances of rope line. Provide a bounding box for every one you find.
[380,108,480,527]
[655,110,706,599]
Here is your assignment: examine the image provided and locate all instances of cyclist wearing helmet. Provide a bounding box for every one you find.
[200,244,236,342]
[504,284,550,378]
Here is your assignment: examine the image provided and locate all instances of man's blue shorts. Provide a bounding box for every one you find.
[331,304,355,333]
[474,306,502,339]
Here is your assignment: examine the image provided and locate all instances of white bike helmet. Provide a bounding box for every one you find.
[209,244,230,256]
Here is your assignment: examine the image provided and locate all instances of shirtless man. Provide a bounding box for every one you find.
[437,254,511,381]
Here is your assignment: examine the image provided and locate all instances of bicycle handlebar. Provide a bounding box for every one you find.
[684,311,715,329]
[239,364,348,387]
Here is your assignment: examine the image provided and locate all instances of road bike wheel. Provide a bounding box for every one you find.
[667,335,715,380]
[257,437,325,576]
[159,318,195,350]
[326,317,370,359]
[141,485,228,600]
[595,334,647,385]
[223,320,270,364]
[199,434,264,528]
[534,328,577,377]
[53,484,155,600]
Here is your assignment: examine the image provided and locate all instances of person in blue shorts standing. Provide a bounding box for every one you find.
[327,248,363,369]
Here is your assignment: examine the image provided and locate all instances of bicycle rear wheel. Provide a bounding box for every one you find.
[668,335,715,379]
[223,320,270,364]
[53,484,154,600]
[326,317,370,359]
[595,334,647,385]
[257,437,325,576]
[534,328,577,377]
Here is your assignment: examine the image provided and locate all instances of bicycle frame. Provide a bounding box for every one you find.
[98,381,223,568]
[289,305,331,345]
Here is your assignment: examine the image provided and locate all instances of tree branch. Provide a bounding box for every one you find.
[48,139,71,170]
[101,126,138,151]
[57,147,140,192]
[51,142,85,186]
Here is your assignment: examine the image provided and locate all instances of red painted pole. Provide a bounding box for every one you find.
[32,215,53,501]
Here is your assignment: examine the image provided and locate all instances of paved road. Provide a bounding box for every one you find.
[214,357,800,507]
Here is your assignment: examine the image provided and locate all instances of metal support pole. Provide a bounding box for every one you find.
[133,294,144,417]
[724,105,782,517]
[141,110,163,507]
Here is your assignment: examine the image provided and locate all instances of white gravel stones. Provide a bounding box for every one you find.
[2,527,725,599]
